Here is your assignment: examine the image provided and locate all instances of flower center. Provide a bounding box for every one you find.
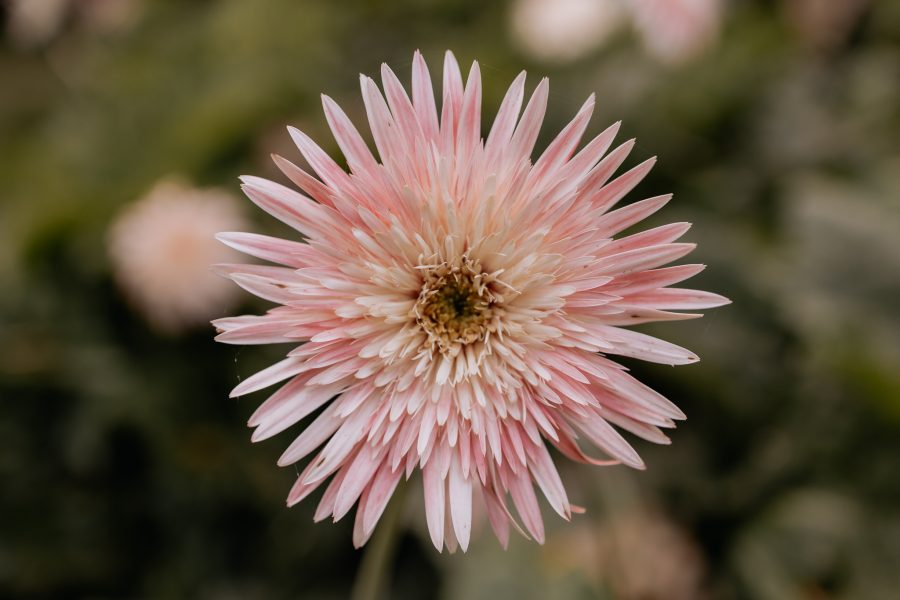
[414,256,499,356]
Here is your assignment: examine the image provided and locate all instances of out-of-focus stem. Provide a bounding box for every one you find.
[350,480,408,600]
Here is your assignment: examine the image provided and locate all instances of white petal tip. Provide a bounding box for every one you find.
[287,126,307,144]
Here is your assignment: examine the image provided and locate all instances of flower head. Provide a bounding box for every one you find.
[629,0,722,65]
[109,178,246,333]
[784,0,870,53]
[509,0,625,63]
[215,51,728,551]
[549,507,707,599]
[6,0,69,47]
[6,0,142,47]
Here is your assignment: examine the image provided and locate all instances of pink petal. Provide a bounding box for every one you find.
[321,94,380,178]
[589,158,658,221]
[578,139,635,208]
[599,222,692,257]
[530,94,595,186]
[598,325,699,365]
[314,462,351,522]
[361,462,403,540]
[481,487,511,549]
[250,380,344,442]
[606,263,707,294]
[216,231,317,267]
[571,412,645,469]
[555,120,621,188]
[272,154,335,207]
[448,455,473,551]
[484,71,526,168]
[594,242,696,275]
[230,357,306,398]
[381,63,424,154]
[240,176,332,240]
[213,313,307,345]
[526,442,570,519]
[505,77,549,165]
[624,287,732,309]
[422,457,446,551]
[601,367,687,420]
[333,443,383,521]
[411,50,440,142]
[440,50,464,151]
[455,61,482,163]
[508,473,545,543]
[599,408,672,444]
[286,127,357,196]
[287,459,330,507]
[277,402,343,466]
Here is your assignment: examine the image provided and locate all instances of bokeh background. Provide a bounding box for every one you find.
[2,0,899,598]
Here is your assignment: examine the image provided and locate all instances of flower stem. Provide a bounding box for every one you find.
[350,480,408,600]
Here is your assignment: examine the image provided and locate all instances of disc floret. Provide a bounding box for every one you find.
[413,254,503,357]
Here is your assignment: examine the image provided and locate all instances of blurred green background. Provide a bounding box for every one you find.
[2,0,899,598]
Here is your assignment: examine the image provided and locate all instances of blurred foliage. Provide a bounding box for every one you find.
[2,0,899,598]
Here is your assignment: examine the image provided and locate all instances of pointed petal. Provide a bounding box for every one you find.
[508,473,545,543]
[600,325,699,365]
[321,94,380,177]
[230,358,306,398]
[484,71,526,167]
[594,243,696,275]
[527,442,570,520]
[440,50,464,149]
[423,458,446,551]
[287,127,356,194]
[216,232,316,267]
[573,413,645,469]
[624,287,731,310]
[531,94,595,184]
[412,50,440,141]
[448,455,473,551]
[481,487,511,548]
[277,402,343,466]
[506,77,549,164]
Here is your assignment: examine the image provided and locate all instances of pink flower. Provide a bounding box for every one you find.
[629,0,722,65]
[109,178,246,333]
[5,0,69,47]
[5,0,142,47]
[215,51,728,551]
[510,0,626,64]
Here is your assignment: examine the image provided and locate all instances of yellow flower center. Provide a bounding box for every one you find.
[414,256,500,356]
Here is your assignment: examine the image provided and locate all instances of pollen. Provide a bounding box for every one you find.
[414,255,501,356]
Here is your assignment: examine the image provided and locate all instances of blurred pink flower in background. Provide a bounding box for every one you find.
[509,0,626,63]
[215,51,728,551]
[595,508,707,599]
[629,0,723,65]
[5,0,142,46]
[78,0,143,34]
[548,507,707,599]
[784,0,870,53]
[5,0,69,47]
[108,178,247,334]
